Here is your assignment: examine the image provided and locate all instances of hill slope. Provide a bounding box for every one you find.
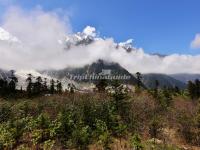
[142,73,186,89]
[170,73,200,83]
[43,60,140,86]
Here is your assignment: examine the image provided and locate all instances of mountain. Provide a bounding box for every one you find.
[1,63,189,90]
[141,73,187,89]
[60,26,137,53]
[42,60,141,86]
[0,69,76,90]
[0,69,9,79]
[0,26,195,90]
[169,74,200,83]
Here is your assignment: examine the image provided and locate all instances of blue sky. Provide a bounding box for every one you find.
[0,0,200,55]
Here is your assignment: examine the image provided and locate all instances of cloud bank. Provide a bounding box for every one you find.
[0,7,200,74]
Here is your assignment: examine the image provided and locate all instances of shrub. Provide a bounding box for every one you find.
[94,119,111,149]
[149,116,163,139]
[72,125,91,150]
[0,103,12,123]
[130,134,143,150]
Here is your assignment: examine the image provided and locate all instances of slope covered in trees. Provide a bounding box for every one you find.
[0,76,200,149]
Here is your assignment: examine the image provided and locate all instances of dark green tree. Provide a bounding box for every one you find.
[43,78,48,93]
[188,81,196,99]
[8,70,18,93]
[56,80,62,94]
[50,79,55,94]
[153,80,160,99]
[0,78,8,96]
[96,79,108,92]
[174,86,180,95]
[162,86,173,107]
[26,74,33,97]
[136,72,142,89]
[32,76,43,95]
[195,79,200,98]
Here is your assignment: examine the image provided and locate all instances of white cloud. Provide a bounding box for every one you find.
[1,6,200,74]
[83,26,96,37]
[191,33,200,49]
[0,6,72,70]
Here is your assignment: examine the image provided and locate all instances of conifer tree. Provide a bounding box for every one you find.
[56,80,62,94]
[8,70,18,93]
[43,78,48,93]
[136,72,142,89]
[26,74,33,97]
[33,76,43,95]
[96,79,108,92]
[50,79,55,94]
[188,81,196,99]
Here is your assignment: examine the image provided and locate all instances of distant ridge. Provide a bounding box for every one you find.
[170,73,200,83]
[142,73,187,89]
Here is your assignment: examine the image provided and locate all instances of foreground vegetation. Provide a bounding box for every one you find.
[0,88,200,150]
[0,71,200,149]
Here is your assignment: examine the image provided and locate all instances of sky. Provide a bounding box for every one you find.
[1,0,200,74]
[0,0,200,55]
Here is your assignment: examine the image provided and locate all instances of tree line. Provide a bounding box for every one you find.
[188,79,200,99]
[0,70,64,98]
[1,70,200,100]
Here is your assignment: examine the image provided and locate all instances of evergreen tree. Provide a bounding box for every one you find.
[56,80,62,94]
[162,86,173,107]
[43,78,48,93]
[26,74,33,97]
[50,79,55,94]
[0,78,5,95]
[32,76,43,95]
[153,80,160,99]
[8,70,18,93]
[174,86,180,95]
[96,79,108,92]
[195,79,200,98]
[136,72,142,89]
[0,78,8,96]
[188,81,197,99]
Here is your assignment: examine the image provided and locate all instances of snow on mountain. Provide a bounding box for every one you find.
[15,70,53,90]
[83,26,96,37]
[15,70,81,91]
[0,27,20,43]
[63,26,136,52]
[64,26,97,49]
[0,25,138,54]
[118,39,136,52]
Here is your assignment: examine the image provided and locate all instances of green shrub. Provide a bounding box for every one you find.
[72,125,91,150]
[31,129,50,145]
[0,103,12,123]
[43,139,55,150]
[0,123,15,149]
[149,116,163,139]
[94,119,111,149]
[130,134,143,150]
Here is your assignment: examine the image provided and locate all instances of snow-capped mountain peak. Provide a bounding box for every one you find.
[83,26,96,37]
[118,39,134,52]
[64,27,97,49]
[63,26,137,52]
[0,27,20,43]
